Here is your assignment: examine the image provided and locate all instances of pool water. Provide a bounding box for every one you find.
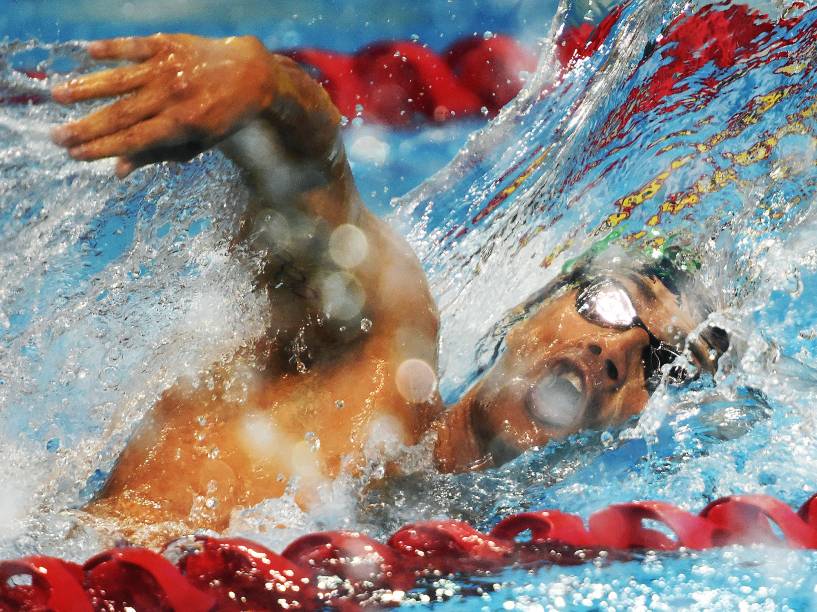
[3,0,817,608]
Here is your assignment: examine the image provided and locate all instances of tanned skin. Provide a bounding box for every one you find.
[52,34,705,542]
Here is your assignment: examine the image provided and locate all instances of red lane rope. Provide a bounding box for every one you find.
[281,12,618,125]
[4,493,817,610]
[280,34,541,125]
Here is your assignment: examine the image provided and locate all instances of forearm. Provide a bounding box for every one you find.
[220,47,361,220]
[262,54,343,160]
[216,52,434,363]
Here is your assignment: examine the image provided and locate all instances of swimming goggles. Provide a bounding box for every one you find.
[575,278,685,385]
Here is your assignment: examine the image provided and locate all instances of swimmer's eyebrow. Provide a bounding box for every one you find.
[625,272,658,302]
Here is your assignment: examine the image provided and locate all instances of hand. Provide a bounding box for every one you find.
[52,34,276,178]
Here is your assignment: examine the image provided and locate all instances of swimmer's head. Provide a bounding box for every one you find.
[434,247,730,472]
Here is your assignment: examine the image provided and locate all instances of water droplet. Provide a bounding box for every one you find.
[205,497,217,509]
[276,473,286,483]
[410,33,420,42]
[600,431,614,447]
[483,30,494,40]
[305,431,320,452]
[208,447,220,460]
[395,358,437,403]
[480,106,489,116]
[335,399,345,410]
[339,115,349,127]
[197,415,207,426]
[46,438,59,452]
[360,318,372,332]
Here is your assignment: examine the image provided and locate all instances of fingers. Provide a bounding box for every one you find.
[115,158,136,179]
[52,63,153,104]
[68,114,181,161]
[87,36,164,62]
[115,140,205,178]
[53,87,166,147]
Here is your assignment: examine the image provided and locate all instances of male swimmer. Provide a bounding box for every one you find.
[49,24,726,539]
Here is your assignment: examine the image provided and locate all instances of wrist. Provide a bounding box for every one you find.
[262,53,343,159]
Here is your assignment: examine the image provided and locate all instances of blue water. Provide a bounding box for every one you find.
[3,0,817,609]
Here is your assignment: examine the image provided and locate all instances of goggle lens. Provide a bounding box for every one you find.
[576,279,638,329]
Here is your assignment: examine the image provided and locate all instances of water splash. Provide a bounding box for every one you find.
[0,41,272,558]
[2,0,817,606]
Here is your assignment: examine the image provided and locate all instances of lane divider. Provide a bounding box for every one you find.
[3,494,817,610]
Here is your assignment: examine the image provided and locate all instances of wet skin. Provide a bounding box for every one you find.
[50,34,704,541]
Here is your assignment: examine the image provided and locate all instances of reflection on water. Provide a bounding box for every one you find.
[3,0,817,607]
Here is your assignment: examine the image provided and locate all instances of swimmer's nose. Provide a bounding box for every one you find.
[584,328,648,390]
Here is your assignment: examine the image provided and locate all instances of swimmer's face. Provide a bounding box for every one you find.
[434,271,719,472]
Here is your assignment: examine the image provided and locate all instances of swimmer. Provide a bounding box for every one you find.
[50,32,727,538]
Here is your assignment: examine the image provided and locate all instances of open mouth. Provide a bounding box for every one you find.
[526,364,588,430]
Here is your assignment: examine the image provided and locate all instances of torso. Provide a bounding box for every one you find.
[88,312,441,539]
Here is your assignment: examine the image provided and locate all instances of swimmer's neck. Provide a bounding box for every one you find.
[433,390,489,473]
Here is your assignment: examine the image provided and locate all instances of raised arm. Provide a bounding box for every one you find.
[52,34,438,369]
[50,35,445,534]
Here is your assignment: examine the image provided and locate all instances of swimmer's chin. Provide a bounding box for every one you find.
[433,397,492,473]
